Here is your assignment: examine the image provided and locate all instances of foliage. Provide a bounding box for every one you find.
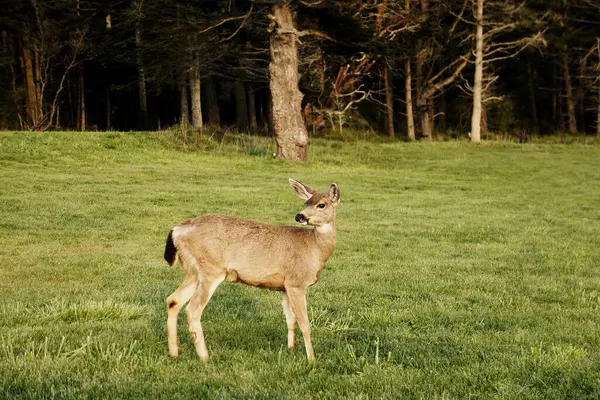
[487,96,519,132]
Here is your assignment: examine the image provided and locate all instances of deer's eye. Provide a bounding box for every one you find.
[317,203,326,209]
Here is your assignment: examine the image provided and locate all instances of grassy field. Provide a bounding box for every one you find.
[1,131,600,399]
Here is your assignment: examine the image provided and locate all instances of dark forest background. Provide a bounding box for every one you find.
[1,0,600,139]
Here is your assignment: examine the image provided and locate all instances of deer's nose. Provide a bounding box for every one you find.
[295,214,306,223]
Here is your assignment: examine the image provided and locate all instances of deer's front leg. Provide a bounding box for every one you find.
[285,286,314,362]
[282,292,296,349]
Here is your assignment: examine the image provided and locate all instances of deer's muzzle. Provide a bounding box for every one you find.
[295,213,307,224]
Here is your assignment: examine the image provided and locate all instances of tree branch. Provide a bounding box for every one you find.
[199,6,253,35]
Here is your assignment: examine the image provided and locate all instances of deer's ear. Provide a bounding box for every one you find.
[289,178,316,200]
[328,183,340,205]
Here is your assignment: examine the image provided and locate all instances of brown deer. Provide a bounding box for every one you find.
[164,179,340,362]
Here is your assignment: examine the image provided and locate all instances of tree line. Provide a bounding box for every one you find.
[1,0,599,160]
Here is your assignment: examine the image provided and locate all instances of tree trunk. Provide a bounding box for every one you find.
[247,84,258,133]
[576,58,586,133]
[481,102,488,134]
[55,102,61,128]
[189,62,203,129]
[562,53,577,134]
[405,58,416,141]
[470,0,483,144]
[428,96,435,134]
[179,69,189,128]
[415,38,433,140]
[135,25,147,129]
[384,64,394,137]
[203,77,220,127]
[79,65,85,131]
[415,66,433,140]
[269,3,309,161]
[22,35,37,126]
[418,100,433,141]
[404,0,416,141]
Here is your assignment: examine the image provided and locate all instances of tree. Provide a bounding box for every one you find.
[471,0,484,143]
[190,57,203,129]
[268,2,309,161]
[179,67,189,128]
[412,0,472,140]
[404,0,416,141]
[133,0,148,129]
[468,0,545,142]
[9,0,87,130]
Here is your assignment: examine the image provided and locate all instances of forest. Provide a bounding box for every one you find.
[2,0,600,160]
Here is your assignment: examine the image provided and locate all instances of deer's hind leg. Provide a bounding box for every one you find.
[167,276,197,357]
[186,270,226,360]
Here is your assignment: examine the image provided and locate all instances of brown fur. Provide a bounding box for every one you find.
[165,179,340,362]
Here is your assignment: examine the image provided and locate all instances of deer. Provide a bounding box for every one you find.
[163,179,340,362]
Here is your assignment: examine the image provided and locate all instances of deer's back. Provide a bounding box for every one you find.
[172,214,321,288]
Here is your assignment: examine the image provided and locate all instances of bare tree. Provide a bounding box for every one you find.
[411,0,472,141]
[471,0,484,143]
[352,0,418,139]
[18,0,86,130]
[317,54,377,133]
[468,0,545,142]
[405,0,416,141]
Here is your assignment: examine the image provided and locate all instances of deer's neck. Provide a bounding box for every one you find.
[312,221,336,262]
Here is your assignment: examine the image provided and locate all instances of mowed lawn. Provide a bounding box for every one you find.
[1,131,600,399]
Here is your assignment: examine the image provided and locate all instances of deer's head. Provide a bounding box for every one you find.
[289,179,340,230]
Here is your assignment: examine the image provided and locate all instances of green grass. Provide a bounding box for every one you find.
[1,131,600,399]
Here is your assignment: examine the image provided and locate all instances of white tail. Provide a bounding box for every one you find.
[164,179,340,361]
